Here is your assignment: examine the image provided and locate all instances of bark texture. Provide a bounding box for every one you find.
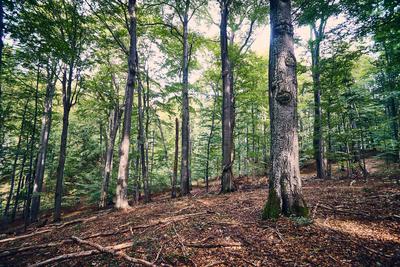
[30,65,56,221]
[115,0,137,209]
[220,0,235,193]
[263,0,308,219]
[180,0,191,196]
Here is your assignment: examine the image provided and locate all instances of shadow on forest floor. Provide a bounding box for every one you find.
[0,168,399,266]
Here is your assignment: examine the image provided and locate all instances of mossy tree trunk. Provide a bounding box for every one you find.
[263,0,308,220]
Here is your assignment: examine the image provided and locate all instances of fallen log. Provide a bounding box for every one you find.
[71,236,156,266]
[0,239,73,258]
[29,242,132,267]
[0,229,51,244]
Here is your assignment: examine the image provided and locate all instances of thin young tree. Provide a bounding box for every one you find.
[262,0,308,219]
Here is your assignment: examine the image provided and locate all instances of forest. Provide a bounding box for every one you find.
[0,0,399,266]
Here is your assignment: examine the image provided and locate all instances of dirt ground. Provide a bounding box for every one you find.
[0,167,400,266]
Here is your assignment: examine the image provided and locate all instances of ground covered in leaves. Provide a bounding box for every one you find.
[1,171,400,266]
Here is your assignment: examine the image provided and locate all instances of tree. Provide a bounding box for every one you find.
[115,0,137,209]
[262,0,308,219]
[219,0,235,193]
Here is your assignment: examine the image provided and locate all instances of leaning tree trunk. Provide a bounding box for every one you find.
[30,66,56,222]
[180,1,191,196]
[220,0,235,193]
[115,0,137,209]
[262,0,308,219]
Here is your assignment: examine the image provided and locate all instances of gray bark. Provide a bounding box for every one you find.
[30,66,56,221]
[263,0,308,219]
[310,23,326,179]
[99,106,121,208]
[115,0,137,209]
[220,0,235,193]
[180,0,191,196]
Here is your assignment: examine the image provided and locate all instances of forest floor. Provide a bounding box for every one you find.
[1,161,400,266]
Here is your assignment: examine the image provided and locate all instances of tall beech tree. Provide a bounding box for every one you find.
[263,0,308,219]
[115,0,137,209]
[219,0,235,193]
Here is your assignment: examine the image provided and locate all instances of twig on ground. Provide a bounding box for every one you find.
[71,236,156,266]
[29,242,132,267]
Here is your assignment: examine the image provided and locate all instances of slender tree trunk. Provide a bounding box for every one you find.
[156,115,168,161]
[3,99,29,221]
[30,65,56,221]
[310,25,325,179]
[138,73,149,203]
[172,118,179,198]
[0,0,4,157]
[263,0,308,219]
[205,91,218,193]
[11,136,29,221]
[327,98,332,179]
[99,106,121,208]
[220,0,235,193]
[115,0,137,209]
[54,63,74,222]
[180,1,191,196]
[24,67,40,227]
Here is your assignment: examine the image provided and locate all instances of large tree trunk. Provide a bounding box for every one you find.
[220,0,235,193]
[262,0,308,219]
[115,0,137,209]
[180,1,191,196]
[30,65,56,222]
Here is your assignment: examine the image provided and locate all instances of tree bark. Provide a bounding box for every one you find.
[115,0,137,209]
[180,0,191,196]
[138,71,149,203]
[205,91,218,193]
[220,0,235,193]
[54,64,73,222]
[24,66,40,227]
[99,105,121,208]
[262,0,308,219]
[310,24,326,179]
[30,64,57,221]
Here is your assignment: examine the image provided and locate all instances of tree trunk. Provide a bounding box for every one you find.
[115,0,137,209]
[180,1,191,196]
[262,0,308,219]
[99,106,121,208]
[138,72,149,203]
[3,99,29,222]
[24,66,40,227]
[30,65,56,222]
[220,0,235,193]
[172,118,179,198]
[54,63,74,222]
[310,25,325,179]
[205,91,218,193]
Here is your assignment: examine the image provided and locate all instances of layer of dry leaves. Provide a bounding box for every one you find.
[1,168,399,266]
